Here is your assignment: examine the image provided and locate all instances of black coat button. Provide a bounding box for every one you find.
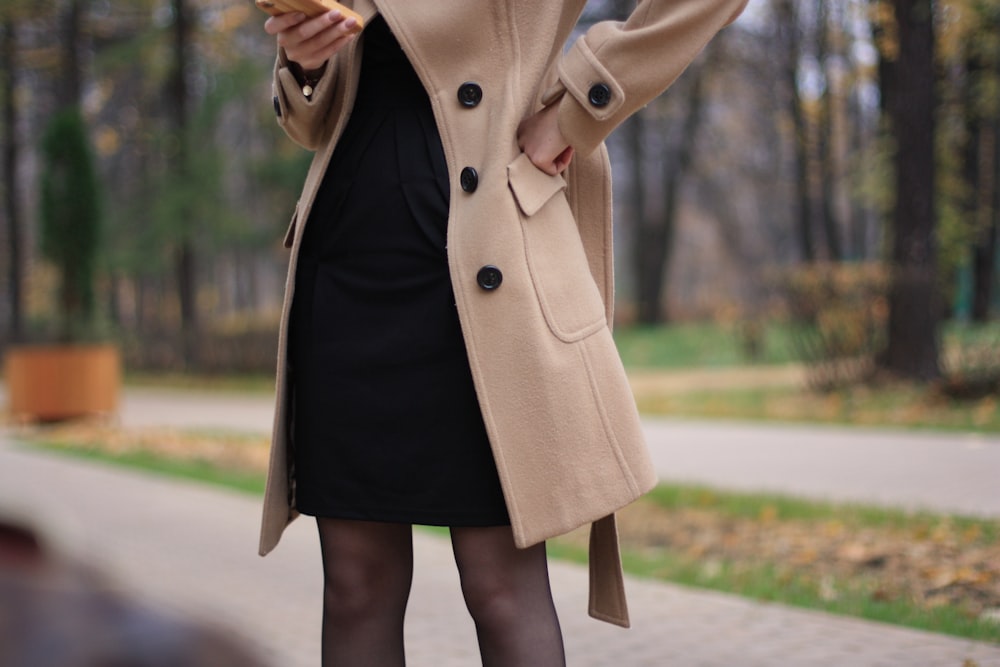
[458,82,483,107]
[460,167,479,193]
[588,83,612,107]
[477,265,503,291]
[273,95,282,117]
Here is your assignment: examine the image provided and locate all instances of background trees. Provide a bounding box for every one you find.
[0,0,997,382]
[0,0,306,367]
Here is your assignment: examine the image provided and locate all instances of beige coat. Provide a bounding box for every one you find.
[259,0,748,627]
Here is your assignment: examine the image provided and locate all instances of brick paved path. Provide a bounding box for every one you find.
[1,437,998,667]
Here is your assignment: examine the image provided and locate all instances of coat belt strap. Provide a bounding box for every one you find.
[587,513,630,627]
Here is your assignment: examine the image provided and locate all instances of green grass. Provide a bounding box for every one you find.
[612,321,803,368]
[548,514,1000,643]
[613,320,1000,371]
[643,483,1000,541]
[124,372,274,393]
[26,440,267,495]
[548,540,998,642]
[634,384,1000,433]
[621,547,998,643]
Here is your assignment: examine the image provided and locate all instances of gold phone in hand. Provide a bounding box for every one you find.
[255,0,364,33]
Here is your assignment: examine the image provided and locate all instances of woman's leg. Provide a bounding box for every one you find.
[315,518,413,667]
[450,526,566,667]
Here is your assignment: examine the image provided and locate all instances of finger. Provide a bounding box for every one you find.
[295,15,357,52]
[526,152,560,176]
[277,13,355,62]
[281,10,351,45]
[287,24,356,69]
[264,12,306,36]
[335,15,359,34]
[538,162,560,176]
[527,140,571,176]
[553,146,574,173]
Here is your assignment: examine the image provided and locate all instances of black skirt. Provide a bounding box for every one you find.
[288,16,509,526]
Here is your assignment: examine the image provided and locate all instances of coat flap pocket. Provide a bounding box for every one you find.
[507,153,567,217]
[282,205,299,249]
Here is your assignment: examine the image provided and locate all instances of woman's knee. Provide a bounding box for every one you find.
[324,561,411,620]
[456,546,551,628]
[317,520,413,621]
[459,569,524,628]
[452,529,550,622]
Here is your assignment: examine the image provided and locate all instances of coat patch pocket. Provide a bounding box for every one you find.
[507,153,606,342]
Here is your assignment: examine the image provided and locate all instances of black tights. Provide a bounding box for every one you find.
[315,519,566,667]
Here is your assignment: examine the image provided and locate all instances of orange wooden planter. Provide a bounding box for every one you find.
[4,344,121,422]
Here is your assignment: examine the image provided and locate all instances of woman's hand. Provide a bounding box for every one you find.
[264,10,359,73]
[516,103,574,176]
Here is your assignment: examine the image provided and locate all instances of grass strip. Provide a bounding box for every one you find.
[27,440,267,495]
[124,372,275,394]
[548,540,998,643]
[612,322,801,368]
[634,385,1000,433]
[643,483,1000,541]
[548,538,1000,643]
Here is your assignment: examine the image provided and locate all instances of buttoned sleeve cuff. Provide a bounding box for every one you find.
[544,34,624,158]
[272,48,338,149]
[544,0,751,158]
[542,34,628,158]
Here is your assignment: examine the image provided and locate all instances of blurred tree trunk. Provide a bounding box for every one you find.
[847,68,875,260]
[991,116,999,318]
[962,6,1000,323]
[57,0,83,112]
[658,58,710,323]
[965,81,998,322]
[604,0,666,323]
[816,0,843,261]
[775,0,815,262]
[2,17,23,342]
[969,117,998,322]
[627,112,655,322]
[169,0,198,366]
[633,54,711,325]
[878,0,941,380]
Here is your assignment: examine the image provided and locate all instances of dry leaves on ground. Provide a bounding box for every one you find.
[558,500,1000,623]
[18,422,271,475]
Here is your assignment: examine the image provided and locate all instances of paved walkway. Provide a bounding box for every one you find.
[1,385,999,665]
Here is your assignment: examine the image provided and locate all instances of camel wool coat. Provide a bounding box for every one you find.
[259,0,748,627]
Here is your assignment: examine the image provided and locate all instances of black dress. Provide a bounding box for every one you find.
[288,16,509,527]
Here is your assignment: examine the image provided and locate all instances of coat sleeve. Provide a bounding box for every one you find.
[272,48,341,151]
[545,0,749,156]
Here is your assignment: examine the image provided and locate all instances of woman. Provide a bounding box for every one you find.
[259,2,747,665]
